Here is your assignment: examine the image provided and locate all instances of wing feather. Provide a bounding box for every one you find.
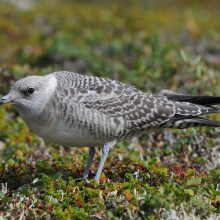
[60,75,176,130]
[55,72,218,133]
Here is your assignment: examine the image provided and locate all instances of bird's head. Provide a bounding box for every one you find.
[0,74,57,115]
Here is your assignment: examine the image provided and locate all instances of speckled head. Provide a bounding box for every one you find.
[0,74,57,115]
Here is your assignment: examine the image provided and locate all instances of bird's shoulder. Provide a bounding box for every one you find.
[54,71,142,102]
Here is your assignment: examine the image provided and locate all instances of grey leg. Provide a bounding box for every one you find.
[94,144,110,182]
[82,147,95,179]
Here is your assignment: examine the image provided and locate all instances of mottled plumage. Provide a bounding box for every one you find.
[1,71,220,181]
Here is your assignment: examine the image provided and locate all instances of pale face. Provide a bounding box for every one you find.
[0,75,57,115]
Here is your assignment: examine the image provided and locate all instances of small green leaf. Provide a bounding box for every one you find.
[22,184,31,194]
[210,170,217,176]
[2,197,12,205]
[163,183,169,190]
[187,169,194,177]
[208,189,213,195]
[37,211,48,220]
[122,158,130,163]
[168,179,174,183]
[159,186,164,194]
[199,157,205,165]
[187,180,193,185]
[144,161,148,169]
[0,191,5,199]
[193,178,201,185]
[99,203,105,211]
[190,197,201,205]
[13,184,31,197]
[183,189,188,194]
[52,173,62,181]
[203,191,210,197]
[98,197,104,203]
[164,200,171,211]
[201,178,206,184]
[33,179,44,187]
[107,211,113,218]
[184,189,194,196]
[187,189,194,197]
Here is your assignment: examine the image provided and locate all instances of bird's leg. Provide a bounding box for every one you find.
[94,144,109,182]
[75,147,95,183]
[82,147,95,179]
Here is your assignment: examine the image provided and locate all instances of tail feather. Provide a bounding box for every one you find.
[157,90,220,105]
[173,101,220,116]
[166,95,220,105]
[155,90,220,129]
[165,117,220,129]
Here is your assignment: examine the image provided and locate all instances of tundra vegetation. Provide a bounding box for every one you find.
[0,0,220,219]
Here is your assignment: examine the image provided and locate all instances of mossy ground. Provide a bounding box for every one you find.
[0,0,220,219]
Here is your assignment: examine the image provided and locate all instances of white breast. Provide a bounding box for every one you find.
[30,119,105,148]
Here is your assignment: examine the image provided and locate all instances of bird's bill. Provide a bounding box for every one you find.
[0,94,11,105]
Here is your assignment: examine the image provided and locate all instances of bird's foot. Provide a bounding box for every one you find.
[74,178,90,184]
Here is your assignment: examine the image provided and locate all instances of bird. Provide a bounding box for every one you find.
[1,71,220,182]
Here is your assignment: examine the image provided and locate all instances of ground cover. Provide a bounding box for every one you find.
[0,0,220,219]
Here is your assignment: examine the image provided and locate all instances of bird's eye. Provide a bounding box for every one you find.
[27,88,35,94]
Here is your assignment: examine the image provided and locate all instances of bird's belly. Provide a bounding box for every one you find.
[31,121,105,147]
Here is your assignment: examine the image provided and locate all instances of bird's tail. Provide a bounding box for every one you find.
[157,90,220,106]
[164,117,220,129]
[157,90,220,129]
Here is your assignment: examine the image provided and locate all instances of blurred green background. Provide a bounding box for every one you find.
[0,0,220,96]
